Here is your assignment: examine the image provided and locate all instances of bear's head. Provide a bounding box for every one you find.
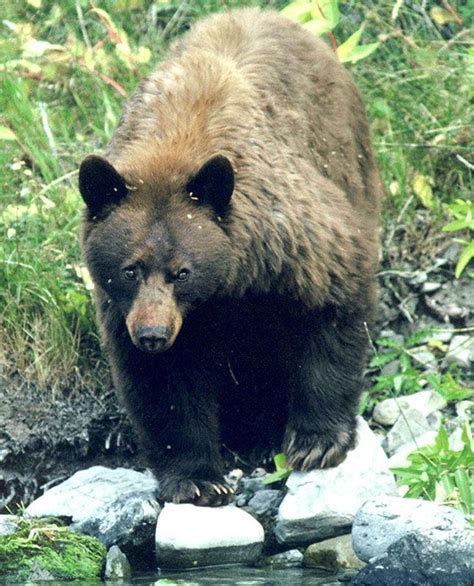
[79,154,234,353]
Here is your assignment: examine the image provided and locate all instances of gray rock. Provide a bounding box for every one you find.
[352,527,474,585]
[247,489,283,517]
[0,515,18,536]
[256,549,304,568]
[387,430,438,468]
[155,503,264,568]
[430,326,454,343]
[410,348,436,370]
[304,534,365,571]
[444,335,474,368]
[373,390,447,427]
[352,495,467,562]
[26,466,160,551]
[274,417,397,547]
[380,360,400,377]
[382,407,434,455]
[105,545,132,580]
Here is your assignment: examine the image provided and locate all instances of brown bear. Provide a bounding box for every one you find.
[79,8,381,506]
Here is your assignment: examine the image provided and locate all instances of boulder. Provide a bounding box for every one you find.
[352,527,474,585]
[26,466,160,558]
[273,417,397,547]
[352,495,467,562]
[156,503,264,568]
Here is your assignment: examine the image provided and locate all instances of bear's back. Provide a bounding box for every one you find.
[105,9,381,308]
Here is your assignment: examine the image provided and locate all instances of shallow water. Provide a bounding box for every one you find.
[132,566,354,585]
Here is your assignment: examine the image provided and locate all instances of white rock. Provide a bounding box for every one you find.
[410,348,436,370]
[352,495,467,562]
[444,335,474,369]
[382,407,437,455]
[373,390,447,427]
[26,466,160,548]
[156,503,264,568]
[273,417,397,547]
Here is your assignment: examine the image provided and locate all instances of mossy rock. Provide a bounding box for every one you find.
[0,517,106,582]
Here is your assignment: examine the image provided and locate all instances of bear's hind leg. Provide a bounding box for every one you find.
[282,307,368,470]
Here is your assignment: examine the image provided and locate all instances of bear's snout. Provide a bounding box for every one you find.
[136,325,171,353]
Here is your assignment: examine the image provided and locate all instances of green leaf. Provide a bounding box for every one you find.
[312,0,340,29]
[461,421,474,451]
[302,18,333,36]
[455,240,474,278]
[435,426,449,452]
[377,337,402,349]
[454,468,472,513]
[274,452,288,472]
[442,218,471,232]
[341,42,379,64]
[413,174,434,208]
[336,25,364,62]
[262,469,290,485]
[369,350,399,368]
[281,0,314,23]
[0,125,17,141]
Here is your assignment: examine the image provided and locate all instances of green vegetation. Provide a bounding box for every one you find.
[392,422,473,514]
[360,329,474,415]
[0,517,106,582]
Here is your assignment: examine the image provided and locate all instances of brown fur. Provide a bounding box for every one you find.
[106,9,381,308]
[80,8,382,506]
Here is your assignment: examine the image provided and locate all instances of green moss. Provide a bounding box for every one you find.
[0,517,106,582]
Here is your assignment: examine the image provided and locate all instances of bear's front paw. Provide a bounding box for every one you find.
[159,476,235,507]
[283,425,356,471]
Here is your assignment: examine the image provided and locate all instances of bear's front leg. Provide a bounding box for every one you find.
[120,355,234,506]
[282,308,368,470]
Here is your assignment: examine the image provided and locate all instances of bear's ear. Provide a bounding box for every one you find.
[186,155,234,217]
[79,155,128,216]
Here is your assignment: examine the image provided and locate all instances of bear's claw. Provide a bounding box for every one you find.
[283,426,356,471]
[159,477,234,506]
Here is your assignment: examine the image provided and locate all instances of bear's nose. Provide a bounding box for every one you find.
[137,326,169,353]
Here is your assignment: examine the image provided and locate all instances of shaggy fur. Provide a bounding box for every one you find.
[80,8,382,506]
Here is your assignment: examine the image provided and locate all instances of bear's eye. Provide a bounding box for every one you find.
[123,266,138,281]
[176,268,190,282]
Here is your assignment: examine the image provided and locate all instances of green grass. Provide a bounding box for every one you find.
[0,0,472,393]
